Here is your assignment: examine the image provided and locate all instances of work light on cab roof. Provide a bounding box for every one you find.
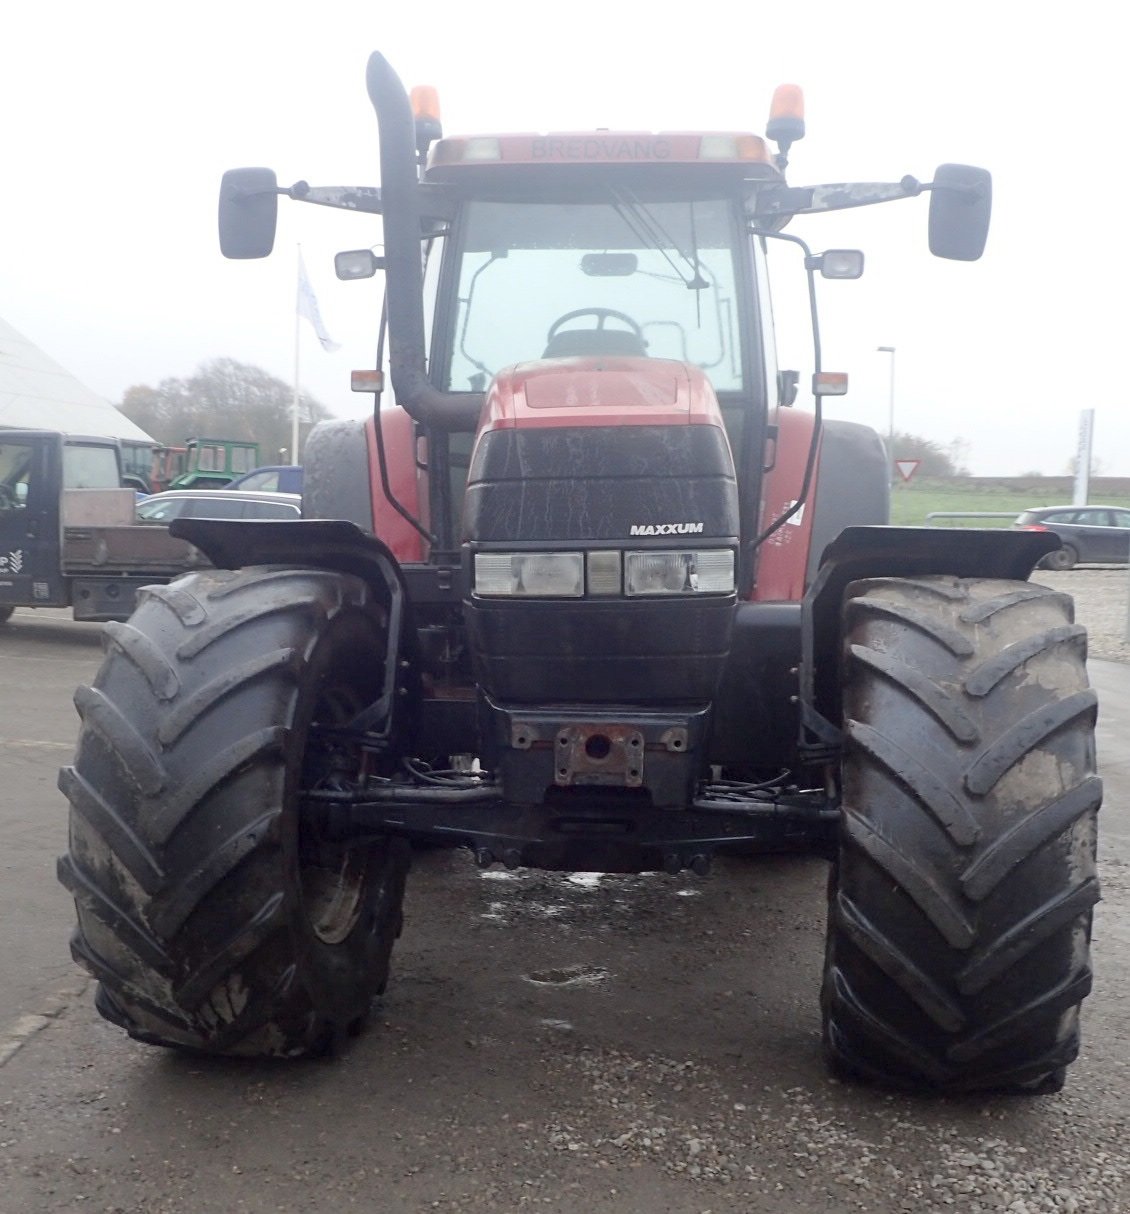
[766,83,805,168]
[410,84,442,161]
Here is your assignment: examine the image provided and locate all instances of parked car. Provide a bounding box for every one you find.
[226,465,304,494]
[1013,504,1130,570]
[136,489,302,524]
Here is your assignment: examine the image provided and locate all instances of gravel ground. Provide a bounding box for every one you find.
[2,585,1128,1213]
[1031,568,1130,662]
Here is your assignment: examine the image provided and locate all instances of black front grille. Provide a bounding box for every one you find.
[463,423,739,704]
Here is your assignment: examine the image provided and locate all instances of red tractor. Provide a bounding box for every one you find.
[59,54,1100,1092]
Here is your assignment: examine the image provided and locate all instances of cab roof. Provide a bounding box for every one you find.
[424,131,783,185]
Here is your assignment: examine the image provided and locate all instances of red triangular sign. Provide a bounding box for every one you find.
[895,459,921,482]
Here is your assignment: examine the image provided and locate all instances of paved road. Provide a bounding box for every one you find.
[0,610,102,1031]
[1,606,1128,1213]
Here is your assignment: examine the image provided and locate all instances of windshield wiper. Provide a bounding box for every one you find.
[611,188,709,291]
[610,188,711,325]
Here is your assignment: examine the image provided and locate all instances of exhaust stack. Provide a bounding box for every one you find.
[365,52,483,431]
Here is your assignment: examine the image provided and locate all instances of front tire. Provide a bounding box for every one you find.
[0,604,14,624]
[58,567,410,1056]
[822,576,1100,1092]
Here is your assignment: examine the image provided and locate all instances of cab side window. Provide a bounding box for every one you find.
[0,443,33,514]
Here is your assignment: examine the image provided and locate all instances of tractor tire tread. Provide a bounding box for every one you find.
[823,576,1100,1092]
[59,566,408,1057]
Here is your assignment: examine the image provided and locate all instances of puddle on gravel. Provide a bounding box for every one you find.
[474,869,705,932]
[524,964,610,987]
[481,900,566,923]
[565,873,605,888]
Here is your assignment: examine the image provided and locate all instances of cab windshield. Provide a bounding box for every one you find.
[441,196,747,393]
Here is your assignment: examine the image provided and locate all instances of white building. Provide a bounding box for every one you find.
[0,315,153,443]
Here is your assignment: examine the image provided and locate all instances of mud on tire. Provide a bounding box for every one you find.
[822,576,1100,1092]
[57,567,410,1056]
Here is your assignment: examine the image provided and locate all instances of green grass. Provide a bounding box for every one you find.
[888,480,1130,528]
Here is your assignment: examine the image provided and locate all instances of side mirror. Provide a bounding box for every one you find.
[218,167,279,259]
[335,249,385,280]
[805,249,864,280]
[928,164,991,262]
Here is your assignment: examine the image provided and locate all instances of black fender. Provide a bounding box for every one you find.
[799,525,1060,761]
[170,517,408,605]
[169,517,425,738]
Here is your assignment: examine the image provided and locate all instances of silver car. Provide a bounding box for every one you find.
[136,488,302,523]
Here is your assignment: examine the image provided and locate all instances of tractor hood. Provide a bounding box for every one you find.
[477,357,725,435]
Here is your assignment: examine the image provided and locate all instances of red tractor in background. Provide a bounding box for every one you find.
[58,53,1100,1093]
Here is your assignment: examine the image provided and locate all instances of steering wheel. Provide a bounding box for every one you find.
[546,308,644,343]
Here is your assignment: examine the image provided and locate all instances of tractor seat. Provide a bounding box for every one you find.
[542,329,649,359]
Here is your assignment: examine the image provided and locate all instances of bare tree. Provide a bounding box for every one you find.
[120,359,331,460]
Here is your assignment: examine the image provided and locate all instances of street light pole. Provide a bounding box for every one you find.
[877,345,896,481]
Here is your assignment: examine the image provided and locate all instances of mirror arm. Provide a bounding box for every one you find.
[755,176,923,221]
[277,181,455,220]
[284,182,384,214]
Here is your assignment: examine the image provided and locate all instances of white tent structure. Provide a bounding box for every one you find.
[0,315,153,443]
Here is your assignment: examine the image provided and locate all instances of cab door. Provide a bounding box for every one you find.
[0,433,67,609]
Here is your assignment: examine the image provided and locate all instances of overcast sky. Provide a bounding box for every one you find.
[1,1,1121,475]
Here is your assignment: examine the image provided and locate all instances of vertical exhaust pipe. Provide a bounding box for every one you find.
[365,52,483,431]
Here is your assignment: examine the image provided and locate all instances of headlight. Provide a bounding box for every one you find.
[473,549,734,597]
[474,551,584,597]
[624,549,734,596]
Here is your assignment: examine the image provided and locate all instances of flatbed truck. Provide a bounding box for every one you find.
[0,430,208,623]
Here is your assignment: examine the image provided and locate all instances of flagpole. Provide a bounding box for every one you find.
[294,246,340,461]
[292,245,301,462]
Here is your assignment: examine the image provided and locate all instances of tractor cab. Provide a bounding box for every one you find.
[412,131,780,576]
[421,130,779,392]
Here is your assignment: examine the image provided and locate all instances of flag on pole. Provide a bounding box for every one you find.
[297,250,340,352]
